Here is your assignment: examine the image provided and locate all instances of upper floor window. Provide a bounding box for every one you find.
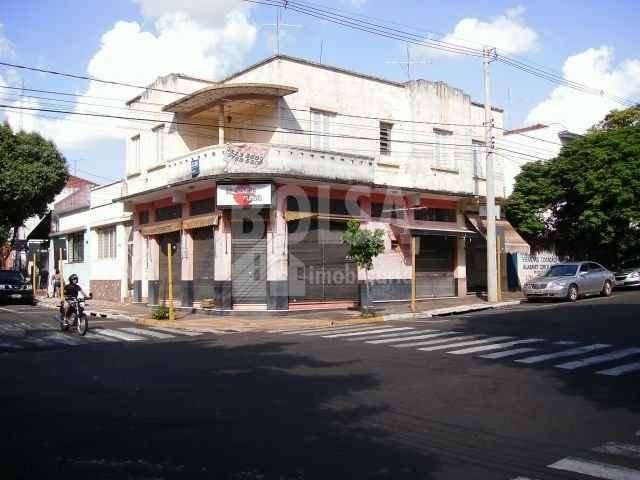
[190,198,215,216]
[433,129,456,171]
[97,226,117,259]
[472,140,486,178]
[129,135,141,174]
[155,205,182,222]
[414,208,457,222]
[67,232,84,263]
[310,109,335,151]
[380,122,392,155]
[152,124,165,165]
[139,210,150,225]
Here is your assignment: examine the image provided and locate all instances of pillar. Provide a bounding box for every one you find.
[213,213,232,309]
[267,186,288,310]
[455,210,468,297]
[132,227,143,302]
[147,236,160,305]
[181,229,194,307]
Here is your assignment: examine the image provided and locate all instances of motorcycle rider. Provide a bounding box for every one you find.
[62,274,90,325]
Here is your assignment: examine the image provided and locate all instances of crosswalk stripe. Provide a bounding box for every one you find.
[418,336,513,352]
[447,338,544,355]
[597,362,640,377]
[322,327,413,338]
[20,336,51,347]
[548,456,640,480]
[148,326,203,337]
[348,329,436,342]
[43,332,82,345]
[554,340,579,345]
[479,347,539,359]
[84,332,118,342]
[593,442,640,459]
[280,323,379,335]
[392,334,480,349]
[555,348,640,370]
[515,344,611,365]
[303,325,392,336]
[367,331,458,345]
[120,327,175,339]
[93,329,144,341]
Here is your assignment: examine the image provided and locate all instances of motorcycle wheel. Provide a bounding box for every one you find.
[77,313,88,336]
[60,312,69,331]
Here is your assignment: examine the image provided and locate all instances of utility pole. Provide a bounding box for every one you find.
[483,47,498,303]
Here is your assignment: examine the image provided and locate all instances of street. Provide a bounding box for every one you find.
[2,291,640,479]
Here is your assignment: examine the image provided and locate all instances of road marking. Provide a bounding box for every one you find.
[84,332,118,343]
[418,336,513,352]
[20,336,51,347]
[0,307,16,313]
[479,347,539,359]
[120,327,175,339]
[348,329,437,342]
[148,327,203,337]
[515,344,611,365]
[280,323,379,335]
[593,442,640,459]
[43,332,82,345]
[0,340,23,350]
[548,456,640,480]
[555,348,640,370]
[322,327,413,338]
[447,338,544,355]
[392,334,480,348]
[303,325,392,336]
[554,340,579,345]
[93,329,144,342]
[597,362,640,377]
[366,331,458,345]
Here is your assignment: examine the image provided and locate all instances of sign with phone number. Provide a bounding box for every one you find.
[223,144,268,166]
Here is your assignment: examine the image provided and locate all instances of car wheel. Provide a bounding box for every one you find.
[601,280,613,297]
[567,284,579,302]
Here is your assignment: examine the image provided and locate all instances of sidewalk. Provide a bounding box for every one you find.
[36,292,524,334]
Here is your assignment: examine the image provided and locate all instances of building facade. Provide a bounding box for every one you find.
[119,55,512,312]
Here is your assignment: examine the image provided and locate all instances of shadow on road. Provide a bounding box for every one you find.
[0,338,440,479]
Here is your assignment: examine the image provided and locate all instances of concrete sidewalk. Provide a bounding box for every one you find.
[36,292,524,334]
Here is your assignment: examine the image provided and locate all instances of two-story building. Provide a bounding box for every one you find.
[118,54,512,312]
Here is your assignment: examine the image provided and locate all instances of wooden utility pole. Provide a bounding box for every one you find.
[58,248,64,300]
[167,243,175,321]
[32,253,37,294]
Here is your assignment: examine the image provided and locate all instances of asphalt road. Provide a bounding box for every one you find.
[1,290,640,479]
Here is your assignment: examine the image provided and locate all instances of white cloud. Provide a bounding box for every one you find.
[340,0,368,8]
[0,23,14,58]
[424,6,539,57]
[133,0,248,27]
[526,47,640,133]
[5,4,257,150]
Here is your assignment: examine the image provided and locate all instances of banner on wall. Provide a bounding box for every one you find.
[515,251,560,285]
[216,183,273,208]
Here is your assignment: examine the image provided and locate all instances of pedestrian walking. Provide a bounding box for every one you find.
[51,268,61,298]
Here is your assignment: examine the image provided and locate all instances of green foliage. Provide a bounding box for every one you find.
[341,219,385,270]
[0,122,69,239]
[152,306,170,320]
[591,105,640,132]
[0,223,9,246]
[506,121,640,266]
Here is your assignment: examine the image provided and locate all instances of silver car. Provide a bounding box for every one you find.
[614,259,640,288]
[522,262,615,302]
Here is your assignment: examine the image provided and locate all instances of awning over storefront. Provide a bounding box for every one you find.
[140,219,182,236]
[284,211,363,222]
[163,83,298,115]
[465,213,531,254]
[26,212,51,240]
[49,226,85,238]
[182,213,220,230]
[388,219,474,238]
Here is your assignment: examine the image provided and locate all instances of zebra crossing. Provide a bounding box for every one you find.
[0,324,205,353]
[277,323,640,378]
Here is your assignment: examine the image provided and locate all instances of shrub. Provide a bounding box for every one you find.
[152,306,170,320]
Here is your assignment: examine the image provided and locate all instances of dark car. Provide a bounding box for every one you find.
[0,270,35,305]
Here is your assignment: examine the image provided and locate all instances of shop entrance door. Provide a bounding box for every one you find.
[159,231,182,303]
[231,212,267,304]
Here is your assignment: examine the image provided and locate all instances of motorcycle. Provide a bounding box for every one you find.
[59,294,92,336]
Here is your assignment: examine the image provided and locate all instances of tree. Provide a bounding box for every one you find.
[591,105,640,131]
[0,122,69,250]
[341,219,385,313]
[505,118,640,267]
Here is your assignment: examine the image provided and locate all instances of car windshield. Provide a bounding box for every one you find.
[544,265,578,277]
[0,271,25,282]
[622,260,640,270]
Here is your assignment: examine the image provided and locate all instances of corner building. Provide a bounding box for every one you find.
[119,55,511,312]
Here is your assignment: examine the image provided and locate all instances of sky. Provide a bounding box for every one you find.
[1,0,639,184]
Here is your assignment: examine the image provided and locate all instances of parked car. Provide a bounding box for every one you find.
[522,262,614,302]
[614,259,640,288]
[0,270,35,305]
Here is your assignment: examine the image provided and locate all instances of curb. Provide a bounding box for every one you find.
[381,299,523,321]
[36,299,136,323]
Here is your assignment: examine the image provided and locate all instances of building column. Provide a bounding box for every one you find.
[147,235,160,305]
[455,210,468,297]
[181,229,194,307]
[213,213,232,309]
[132,226,143,302]
[266,186,288,310]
